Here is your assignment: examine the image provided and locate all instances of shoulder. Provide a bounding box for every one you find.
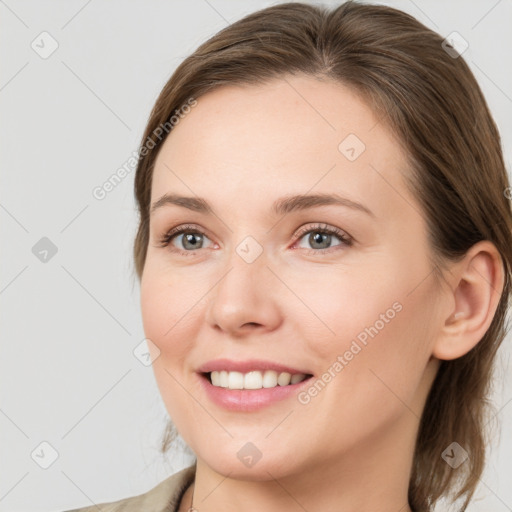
[59,464,196,512]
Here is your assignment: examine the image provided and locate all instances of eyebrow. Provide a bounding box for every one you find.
[150,192,375,218]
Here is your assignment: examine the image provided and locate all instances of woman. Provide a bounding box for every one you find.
[65,1,512,511]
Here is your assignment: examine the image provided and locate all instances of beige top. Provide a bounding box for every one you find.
[62,464,196,512]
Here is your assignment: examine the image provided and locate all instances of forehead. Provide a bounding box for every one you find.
[151,75,411,219]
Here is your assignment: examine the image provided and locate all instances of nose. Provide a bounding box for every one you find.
[205,249,283,337]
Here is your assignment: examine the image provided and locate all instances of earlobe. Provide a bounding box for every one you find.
[432,241,505,361]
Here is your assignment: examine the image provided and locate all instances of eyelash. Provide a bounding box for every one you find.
[156,223,353,257]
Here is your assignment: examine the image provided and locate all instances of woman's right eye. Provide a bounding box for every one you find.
[157,225,214,254]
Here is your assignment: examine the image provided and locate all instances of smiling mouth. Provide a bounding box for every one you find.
[201,370,314,390]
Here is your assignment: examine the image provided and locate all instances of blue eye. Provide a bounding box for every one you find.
[157,224,213,254]
[157,222,352,256]
[292,223,353,255]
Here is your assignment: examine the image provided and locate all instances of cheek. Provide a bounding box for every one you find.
[140,268,205,426]
[287,263,406,359]
[140,275,170,352]
[289,272,436,446]
[291,256,436,391]
[140,265,202,367]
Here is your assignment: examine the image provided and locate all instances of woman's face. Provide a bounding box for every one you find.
[140,75,445,479]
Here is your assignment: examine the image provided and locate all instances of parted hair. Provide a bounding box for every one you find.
[132,2,512,510]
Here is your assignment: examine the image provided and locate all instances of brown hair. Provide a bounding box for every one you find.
[132,2,512,510]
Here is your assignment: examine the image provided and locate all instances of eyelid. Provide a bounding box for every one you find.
[292,223,352,244]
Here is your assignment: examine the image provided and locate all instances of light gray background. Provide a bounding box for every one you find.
[1,1,511,511]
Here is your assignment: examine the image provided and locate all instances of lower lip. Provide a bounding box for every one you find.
[198,373,313,412]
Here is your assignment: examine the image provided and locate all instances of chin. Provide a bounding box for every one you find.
[198,446,296,481]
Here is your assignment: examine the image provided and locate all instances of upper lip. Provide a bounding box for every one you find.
[197,358,313,376]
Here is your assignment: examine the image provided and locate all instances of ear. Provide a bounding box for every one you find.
[432,240,505,361]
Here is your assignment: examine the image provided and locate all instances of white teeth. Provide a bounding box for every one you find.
[262,370,278,388]
[211,371,221,387]
[228,371,244,389]
[291,373,305,384]
[209,370,308,390]
[277,372,291,386]
[244,371,262,389]
[219,370,229,388]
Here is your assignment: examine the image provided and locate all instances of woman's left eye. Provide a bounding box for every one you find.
[157,223,352,255]
[292,224,353,254]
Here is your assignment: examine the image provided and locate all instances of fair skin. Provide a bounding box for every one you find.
[140,74,503,512]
